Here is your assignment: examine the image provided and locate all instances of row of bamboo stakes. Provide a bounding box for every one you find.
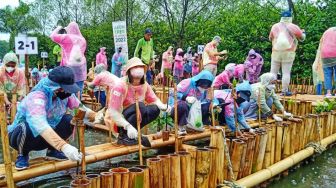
[275,75,315,94]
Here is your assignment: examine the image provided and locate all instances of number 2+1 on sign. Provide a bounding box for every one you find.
[15,37,38,55]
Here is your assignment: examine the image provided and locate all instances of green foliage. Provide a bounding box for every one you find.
[150,112,174,131]
[0,40,9,59]
[314,98,336,114]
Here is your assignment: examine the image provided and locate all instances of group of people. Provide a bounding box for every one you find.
[1,9,328,172]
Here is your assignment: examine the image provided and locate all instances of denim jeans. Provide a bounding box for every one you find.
[316,83,323,95]
[94,91,106,108]
[323,66,336,91]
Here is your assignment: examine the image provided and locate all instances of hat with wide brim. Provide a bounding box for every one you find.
[125,57,147,74]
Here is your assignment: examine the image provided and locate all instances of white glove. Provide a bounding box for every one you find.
[186,96,197,104]
[61,144,83,162]
[249,128,255,133]
[166,106,172,114]
[284,111,293,118]
[125,124,138,139]
[273,114,283,122]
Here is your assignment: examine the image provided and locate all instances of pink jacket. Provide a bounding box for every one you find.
[213,70,233,88]
[244,49,263,75]
[234,64,245,80]
[174,48,184,71]
[50,22,87,82]
[321,27,336,59]
[269,22,304,52]
[96,47,108,69]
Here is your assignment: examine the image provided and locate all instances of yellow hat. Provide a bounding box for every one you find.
[125,57,147,74]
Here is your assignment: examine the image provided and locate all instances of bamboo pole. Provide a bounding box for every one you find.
[242,133,255,177]
[281,123,291,160]
[263,127,272,170]
[74,109,87,176]
[204,146,218,187]
[256,130,268,171]
[173,84,180,152]
[177,151,192,188]
[70,178,91,188]
[10,93,17,124]
[128,167,144,188]
[0,94,15,188]
[135,91,143,165]
[183,145,197,188]
[230,139,245,179]
[86,174,101,188]
[134,165,150,188]
[157,155,170,188]
[100,172,113,188]
[146,158,163,188]
[169,154,181,188]
[110,167,129,188]
[236,137,247,180]
[209,127,224,183]
[275,122,283,162]
[195,148,211,188]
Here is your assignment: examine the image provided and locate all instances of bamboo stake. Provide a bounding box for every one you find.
[86,174,100,188]
[100,172,113,188]
[157,155,170,188]
[0,94,14,188]
[110,167,129,188]
[146,158,163,188]
[135,165,150,188]
[135,91,143,165]
[195,148,211,188]
[262,127,272,170]
[251,132,261,173]
[10,93,17,124]
[74,109,87,176]
[173,84,180,152]
[204,146,218,187]
[236,137,247,180]
[282,124,291,160]
[169,154,181,188]
[183,145,197,188]
[275,122,283,162]
[177,151,192,188]
[209,128,224,183]
[70,178,91,188]
[242,133,255,177]
[128,167,144,188]
[231,139,245,180]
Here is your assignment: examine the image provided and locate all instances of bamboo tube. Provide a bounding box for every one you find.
[173,84,180,152]
[86,174,101,188]
[0,94,15,188]
[195,148,211,188]
[146,158,163,188]
[128,167,144,188]
[100,172,113,188]
[134,165,150,188]
[177,151,192,188]
[10,93,17,124]
[306,116,314,144]
[236,137,247,180]
[110,167,129,188]
[74,109,86,176]
[254,131,268,172]
[157,155,170,188]
[209,128,224,183]
[242,133,255,177]
[251,132,261,173]
[183,146,197,188]
[302,118,309,146]
[70,178,91,188]
[290,122,296,154]
[262,127,272,169]
[135,91,143,165]
[298,121,305,150]
[204,147,218,187]
[281,123,290,160]
[169,154,181,188]
[270,123,276,165]
[230,139,245,179]
[275,122,283,163]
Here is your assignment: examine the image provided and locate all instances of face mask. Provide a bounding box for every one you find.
[266,84,276,91]
[197,87,206,93]
[130,67,144,78]
[236,97,246,105]
[56,91,71,100]
[6,67,14,73]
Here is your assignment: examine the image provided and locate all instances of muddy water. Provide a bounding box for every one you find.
[1,129,336,187]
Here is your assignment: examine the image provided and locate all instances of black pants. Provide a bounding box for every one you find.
[9,114,74,156]
[118,102,160,133]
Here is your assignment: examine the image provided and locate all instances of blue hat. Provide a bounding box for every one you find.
[48,66,80,94]
[281,10,292,17]
[145,28,152,34]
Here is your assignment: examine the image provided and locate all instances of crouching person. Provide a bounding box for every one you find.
[169,70,215,135]
[8,66,83,170]
[214,81,254,136]
[244,73,293,121]
[107,57,170,147]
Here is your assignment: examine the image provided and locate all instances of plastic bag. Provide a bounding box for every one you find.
[187,100,203,130]
[274,31,291,51]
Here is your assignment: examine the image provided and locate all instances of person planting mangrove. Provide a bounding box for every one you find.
[169,70,216,135]
[160,46,174,86]
[96,47,108,70]
[202,36,228,76]
[111,47,126,77]
[244,49,264,84]
[134,28,154,84]
[8,66,87,170]
[212,63,236,89]
[107,57,170,146]
[233,64,245,83]
[243,73,293,121]
[214,80,254,136]
[50,22,87,95]
[269,10,306,96]
[0,51,26,107]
